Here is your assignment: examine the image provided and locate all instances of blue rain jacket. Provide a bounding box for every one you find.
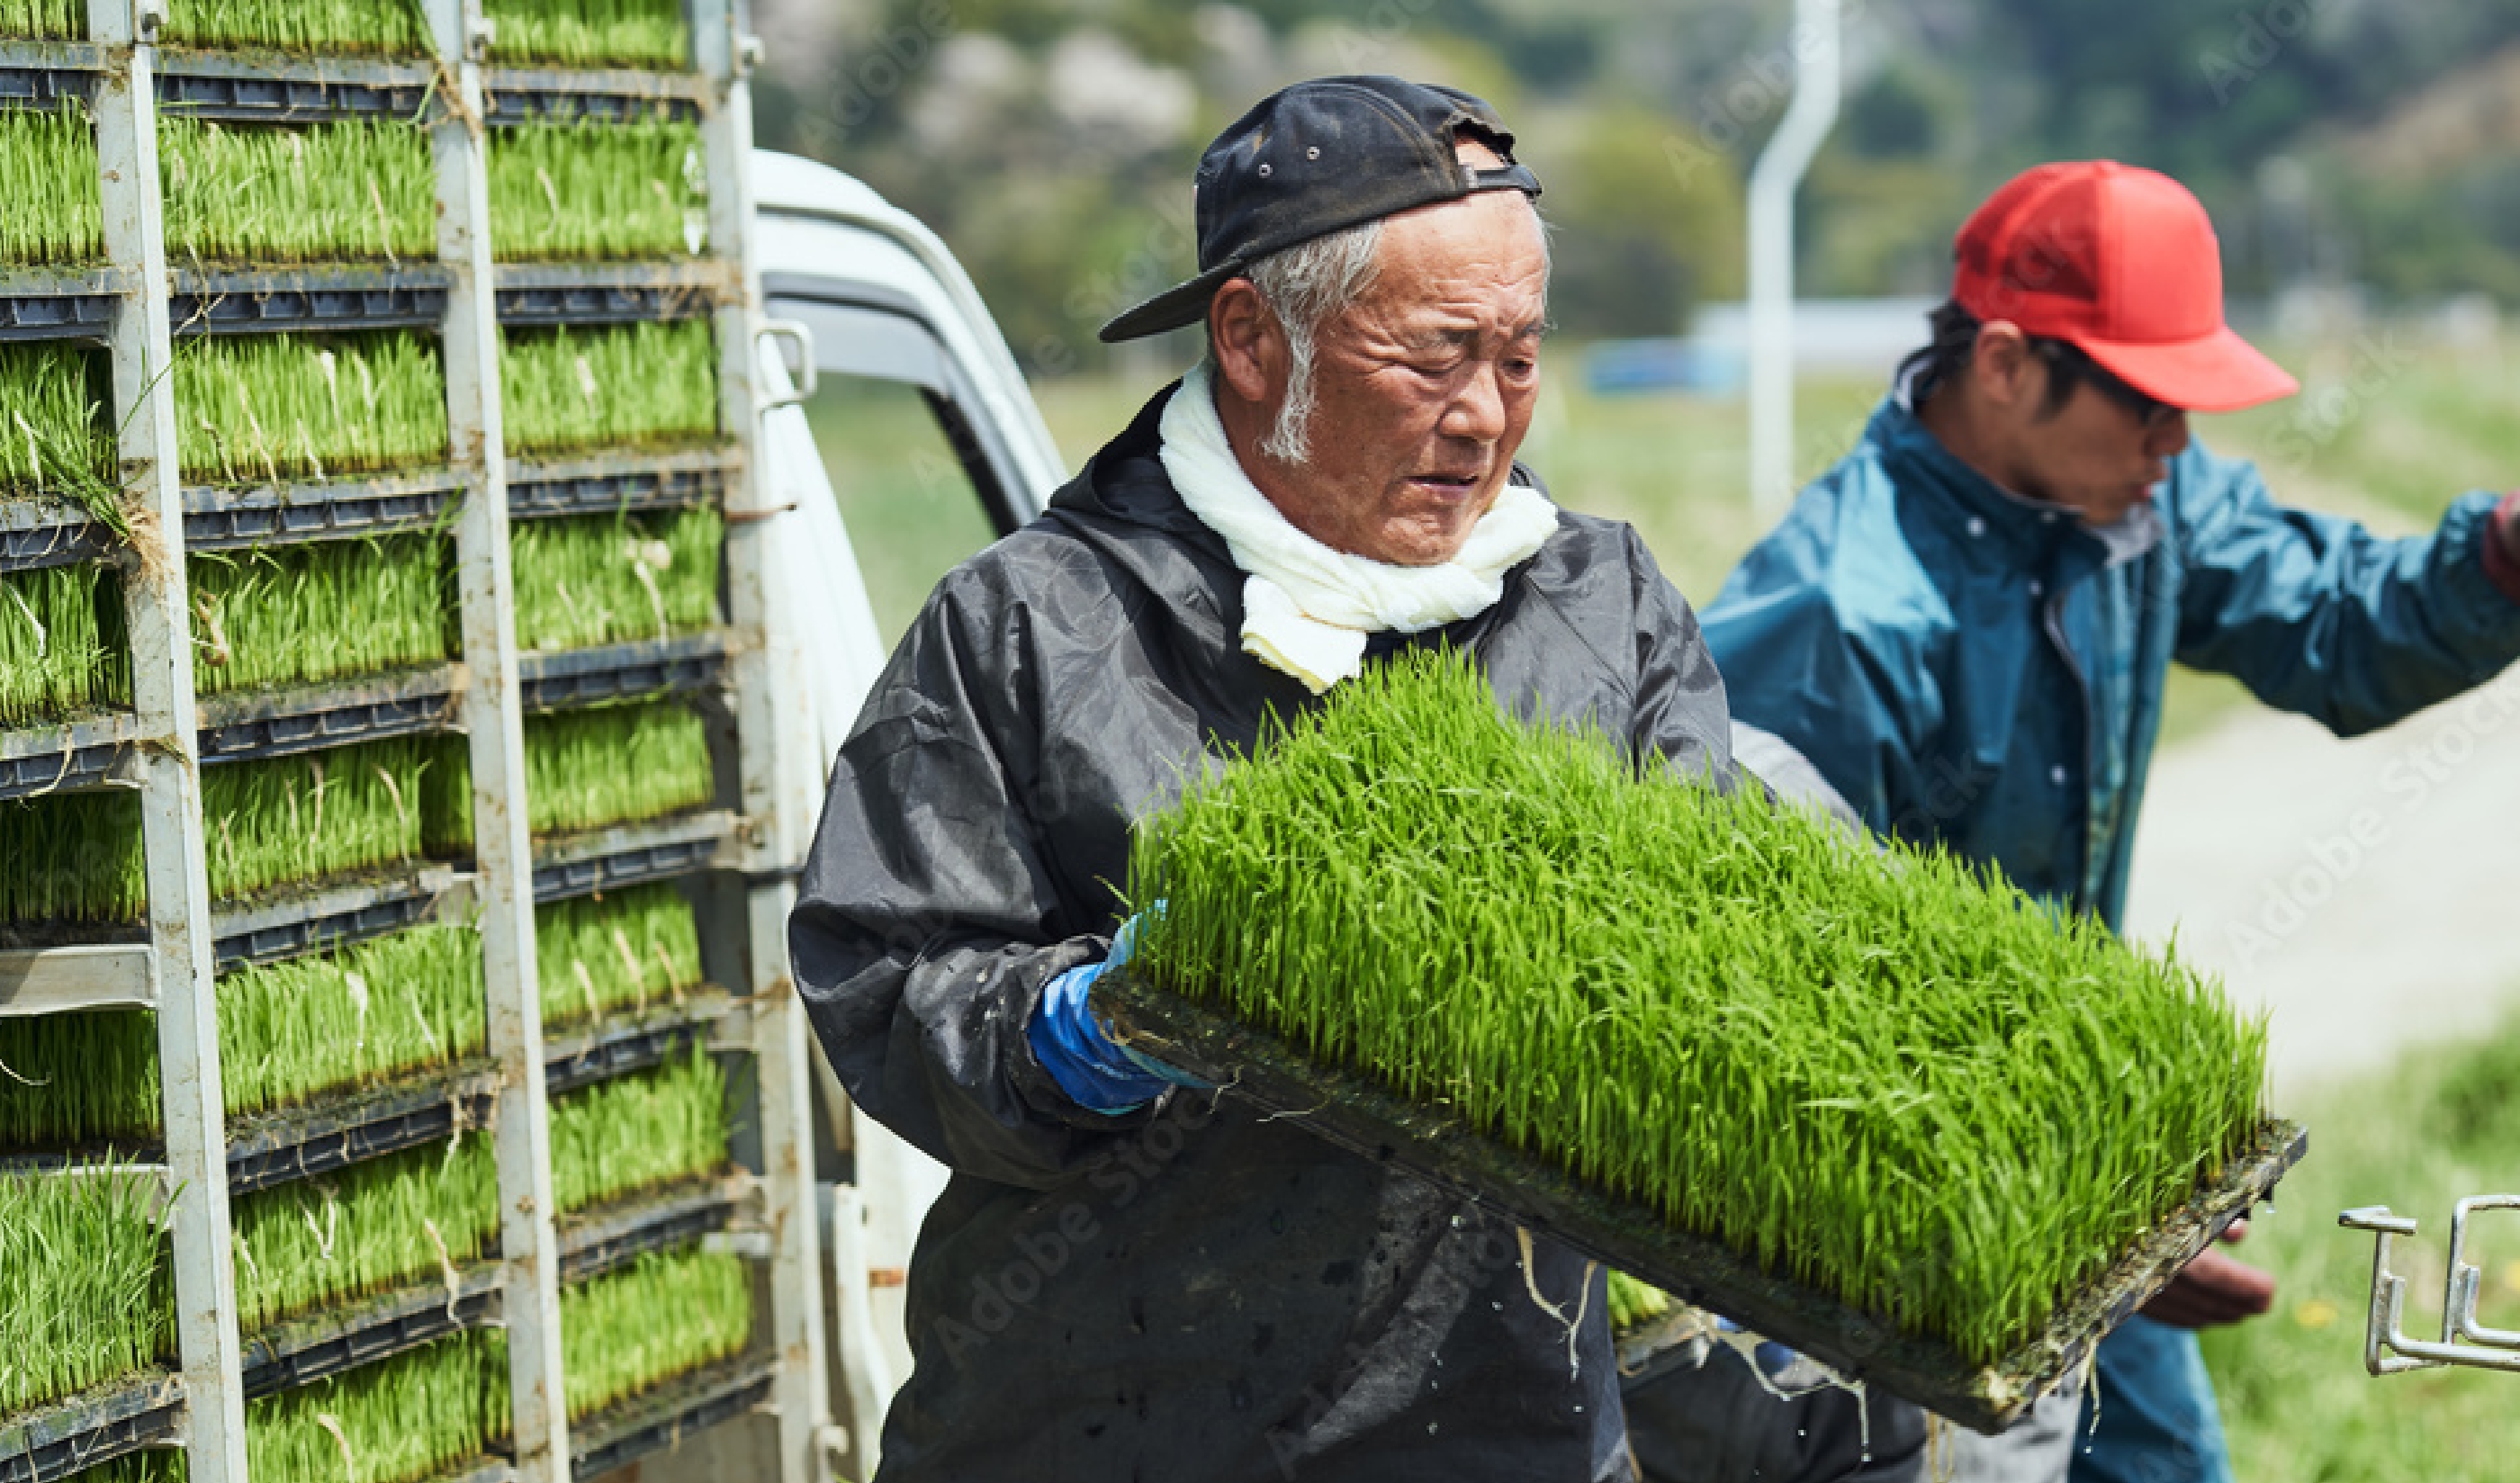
[1702,392,2520,930]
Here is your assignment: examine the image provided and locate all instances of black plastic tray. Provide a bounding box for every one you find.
[0,1371,182,1483]
[0,267,118,346]
[559,1172,752,1286]
[0,497,114,573]
[571,1357,776,1481]
[1099,973,2308,1434]
[0,712,135,801]
[226,1060,503,1195]
[482,66,705,126]
[210,864,467,971]
[495,264,724,328]
[532,811,738,903]
[154,49,435,122]
[184,469,465,550]
[507,449,734,521]
[520,633,727,712]
[241,1263,503,1399]
[172,265,451,337]
[197,666,462,764]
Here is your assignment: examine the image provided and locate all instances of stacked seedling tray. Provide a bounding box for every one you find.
[0,7,825,1483]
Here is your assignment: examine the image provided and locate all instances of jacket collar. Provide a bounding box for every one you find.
[1868,390,2163,579]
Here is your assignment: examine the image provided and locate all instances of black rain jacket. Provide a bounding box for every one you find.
[791,383,1742,1483]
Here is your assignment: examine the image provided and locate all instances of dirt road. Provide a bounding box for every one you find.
[2123,665,2520,1101]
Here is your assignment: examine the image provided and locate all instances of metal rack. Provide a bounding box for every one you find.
[0,6,825,1483]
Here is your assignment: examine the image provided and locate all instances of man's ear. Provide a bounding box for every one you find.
[1208,279,1285,406]
[1969,320,2037,411]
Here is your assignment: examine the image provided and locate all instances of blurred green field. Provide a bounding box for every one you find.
[2204,1013,2520,1483]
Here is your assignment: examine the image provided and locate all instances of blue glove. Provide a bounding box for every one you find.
[1028,913,1209,1114]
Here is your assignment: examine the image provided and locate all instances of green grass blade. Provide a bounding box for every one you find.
[175,331,449,487]
[190,535,452,696]
[561,1245,751,1418]
[536,883,705,1030]
[488,117,707,261]
[482,0,688,68]
[0,1165,172,1413]
[500,320,718,455]
[0,103,102,264]
[160,0,431,56]
[510,504,721,652]
[0,560,130,724]
[163,119,436,266]
[230,1135,498,1330]
[549,1044,728,1212]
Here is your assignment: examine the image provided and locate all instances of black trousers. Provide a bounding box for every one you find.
[1623,1346,1929,1483]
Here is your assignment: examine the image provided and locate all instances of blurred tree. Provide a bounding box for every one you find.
[1543,103,1746,337]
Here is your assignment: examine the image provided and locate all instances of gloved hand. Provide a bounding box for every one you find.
[1028,913,1210,1115]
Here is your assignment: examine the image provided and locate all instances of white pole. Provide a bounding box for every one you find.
[1747,0,1842,514]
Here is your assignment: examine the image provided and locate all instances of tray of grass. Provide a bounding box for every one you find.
[508,445,733,520]
[550,1042,731,1214]
[198,666,462,765]
[222,1059,500,1196]
[162,116,435,267]
[489,117,709,264]
[246,1331,507,1483]
[519,631,727,711]
[0,708,133,800]
[0,559,128,728]
[502,319,719,456]
[483,0,690,73]
[0,1373,184,1483]
[175,330,448,487]
[556,1170,752,1285]
[494,262,727,328]
[1101,650,2298,1432]
[0,341,123,549]
[239,1259,502,1399]
[0,1165,172,1424]
[231,1130,499,1331]
[158,2,431,59]
[482,67,704,128]
[191,535,453,697]
[211,860,469,970]
[561,1244,752,1420]
[0,102,100,269]
[0,6,88,45]
[513,698,716,838]
[182,466,464,550]
[511,504,721,653]
[172,265,451,337]
[569,1354,774,1482]
[535,881,705,1030]
[530,808,737,903]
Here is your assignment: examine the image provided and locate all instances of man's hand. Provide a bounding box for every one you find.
[2499,494,2520,567]
[2139,1220,2276,1329]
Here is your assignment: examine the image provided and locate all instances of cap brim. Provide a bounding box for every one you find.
[2074,325,2300,415]
[1099,262,1242,344]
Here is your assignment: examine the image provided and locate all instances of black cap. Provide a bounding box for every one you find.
[1098,76,1541,344]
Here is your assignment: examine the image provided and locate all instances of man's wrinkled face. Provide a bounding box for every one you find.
[1264,186,1549,566]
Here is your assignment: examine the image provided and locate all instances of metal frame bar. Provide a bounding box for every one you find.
[86,6,249,1483]
[421,4,570,1480]
[695,5,828,1482]
[2343,1199,2520,1374]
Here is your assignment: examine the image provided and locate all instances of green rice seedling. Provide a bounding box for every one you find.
[220,923,487,1113]
[488,117,706,261]
[0,1,82,40]
[0,561,129,724]
[561,1245,750,1418]
[231,1135,498,1330]
[0,1166,171,1415]
[0,926,484,1149]
[202,735,445,900]
[1127,649,2272,1368]
[510,504,721,652]
[483,0,689,69]
[162,119,436,266]
[501,319,717,455]
[550,1043,728,1212]
[1606,1272,1672,1335]
[520,699,714,837]
[190,536,452,696]
[0,341,120,528]
[68,1452,183,1483]
[176,331,449,487]
[536,883,704,1030]
[0,103,102,264]
[159,0,430,56]
[245,1331,507,1483]
[0,786,145,925]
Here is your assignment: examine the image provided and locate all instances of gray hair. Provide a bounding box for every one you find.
[1245,220,1384,463]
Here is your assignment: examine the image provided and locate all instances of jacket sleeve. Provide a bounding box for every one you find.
[1698,531,1940,840]
[788,573,1151,1192]
[2173,468,2520,737]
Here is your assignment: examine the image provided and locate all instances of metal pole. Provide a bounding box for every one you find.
[1746,0,1841,515]
[696,4,830,1481]
[422,4,570,1478]
[87,4,248,1480]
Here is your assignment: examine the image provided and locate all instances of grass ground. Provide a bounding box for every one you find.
[2204,1010,2520,1481]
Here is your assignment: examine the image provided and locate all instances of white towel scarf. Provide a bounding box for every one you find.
[1157,361,1558,693]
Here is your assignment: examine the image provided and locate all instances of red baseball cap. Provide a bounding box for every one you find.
[1953,161,2299,415]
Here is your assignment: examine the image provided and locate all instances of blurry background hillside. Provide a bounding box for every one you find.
[749,0,2520,375]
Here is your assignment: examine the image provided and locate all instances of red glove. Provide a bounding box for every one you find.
[2140,1219,2276,1329]
[2487,492,2520,604]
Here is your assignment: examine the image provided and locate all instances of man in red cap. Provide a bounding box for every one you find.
[1699,160,2520,1482]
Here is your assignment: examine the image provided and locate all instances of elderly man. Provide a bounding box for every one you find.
[1701,161,2520,1483]
[790,76,1832,1480]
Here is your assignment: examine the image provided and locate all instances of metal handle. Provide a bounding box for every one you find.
[2342,1199,2520,1374]
[759,320,819,410]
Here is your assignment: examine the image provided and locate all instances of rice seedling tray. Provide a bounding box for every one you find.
[482,67,706,127]
[0,712,134,800]
[240,1263,503,1399]
[0,943,154,1014]
[508,448,734,521]
[222,1059,501,1195]
[181,468,464,550]
[153,51,435,124]
[544,987,739,1097]
[568,1354,776,1482]
[210,864,471,971]
[531,810,738,904]
[558,1173,755,1286]
[519,633,727,712]
[0,46,100,112]
[0,498,112,573]
[171,266,452,338]
[196,666,461,765]
[0,1372,182,1483]
[0,268,118,344]
[494,264,727,329]
[1098,972,2309,1433]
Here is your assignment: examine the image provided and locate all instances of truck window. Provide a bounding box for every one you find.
[801,373,1001,643]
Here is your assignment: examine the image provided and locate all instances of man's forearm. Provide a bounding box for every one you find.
[2488,492,2520,605]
